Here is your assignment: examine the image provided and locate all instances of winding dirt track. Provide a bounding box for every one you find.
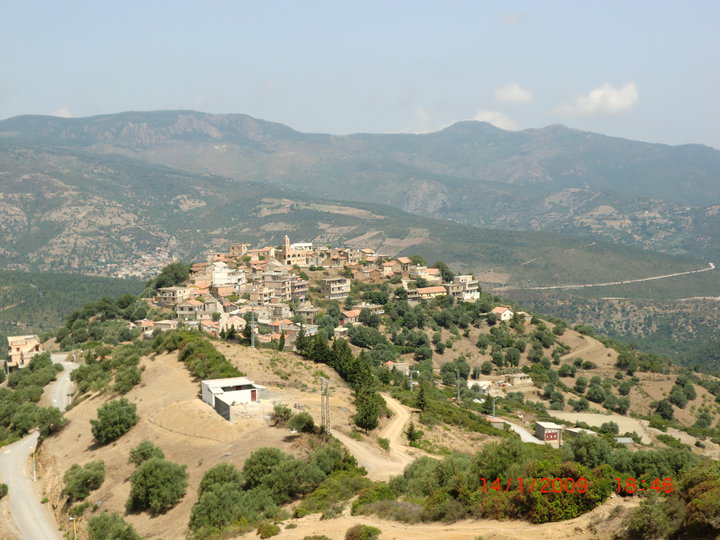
[330,393,422,481]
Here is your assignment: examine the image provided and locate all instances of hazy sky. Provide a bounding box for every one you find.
[2,1,719,148]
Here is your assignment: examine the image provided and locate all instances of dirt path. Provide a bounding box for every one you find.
[498,262,715,291]
[331,393,423,481]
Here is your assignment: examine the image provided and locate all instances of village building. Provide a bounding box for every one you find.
[491,306,515,322]
[565,427,598,438]
[5,335,44,373]
[486,417,506,430]
[409,285,448,300]
[535,421,564,448]
[467,380,493,394]
[229,243,251,256]
[333,326,349,339]
[155,286,191,307]
[319,277,351,300]
[444,275,480,302]
[176,298,204,320]
[504,373,532,386]
[295,302,320,324]
[353,302,384,315]
[382,360,411,376]
[340,309,361,325]
[201,377,266,421]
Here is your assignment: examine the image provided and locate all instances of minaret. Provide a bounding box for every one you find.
[283,235,291,262]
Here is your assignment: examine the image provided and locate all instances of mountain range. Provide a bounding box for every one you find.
[3,110,720,260]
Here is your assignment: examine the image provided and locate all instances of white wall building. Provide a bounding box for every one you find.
[201,377,266,407]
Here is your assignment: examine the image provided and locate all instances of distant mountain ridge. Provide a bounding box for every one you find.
[2,110,720,260]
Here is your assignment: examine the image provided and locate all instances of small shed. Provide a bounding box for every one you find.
[504,373,532,386]
[486,416,506,430]
[535,421,564,448]
[201,377,265,408]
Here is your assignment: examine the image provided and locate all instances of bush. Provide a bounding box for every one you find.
[271,403,292,426]
[37,406,66,438]
[288,412,316,433]
[378,438,390,451]
[189,485,277,534]
[198,463,244,497]
[0,483,7,498]
[262,459,326,504]
[243,448,292,488]
[91,398,139,445]
[63,461,105,500]
[128,441,164,466]
[113,366,142,394]
[88,512,142,540]
[126,458,188,514]
[345,524,381,540]
[257,522,281,538]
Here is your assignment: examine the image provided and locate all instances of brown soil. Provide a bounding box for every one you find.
[37,350,316,540]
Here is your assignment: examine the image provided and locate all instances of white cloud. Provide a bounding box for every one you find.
[560,83,638,115]
[51,107,73,118]
[474,110,517,130]
[495,84,533,105]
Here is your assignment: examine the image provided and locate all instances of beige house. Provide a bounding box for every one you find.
[491,306,514,322]
[319,277,351,300]
[504,373,532,386]
[5,335,44,372]
[156,286,191,307]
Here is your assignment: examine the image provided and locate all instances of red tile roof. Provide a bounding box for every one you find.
[417,286,447,294]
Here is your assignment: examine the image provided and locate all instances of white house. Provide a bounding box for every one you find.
[491,306,514,322]
[201,377,266,408]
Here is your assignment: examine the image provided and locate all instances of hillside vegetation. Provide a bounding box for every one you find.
[0,270,143,348]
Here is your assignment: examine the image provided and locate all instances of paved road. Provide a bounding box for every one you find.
[503,420,543,444]
[497,262,715,291]
[0,357,78,540]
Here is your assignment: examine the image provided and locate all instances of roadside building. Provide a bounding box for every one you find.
[5,335,44,372]
[535,421,564,448]
[491,306,514,322]
[201,377,266,421]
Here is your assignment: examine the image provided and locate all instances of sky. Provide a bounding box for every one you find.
[2,1,719,148]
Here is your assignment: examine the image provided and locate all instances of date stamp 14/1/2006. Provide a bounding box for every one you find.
[480,477,674,495]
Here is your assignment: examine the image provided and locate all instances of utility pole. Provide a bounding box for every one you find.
[250,310,256,348]
[456,368,461,401]
[492,395,496,417]
[32,446,36,482]
[319,378,330,434]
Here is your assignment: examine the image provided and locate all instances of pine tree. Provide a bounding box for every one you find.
[353,390,380,433]
[278,331,285,352]
[226,324,237,341]
[295,325,307,355]
[416,384,427,411]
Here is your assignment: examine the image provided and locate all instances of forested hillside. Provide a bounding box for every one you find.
[0,270,144,347]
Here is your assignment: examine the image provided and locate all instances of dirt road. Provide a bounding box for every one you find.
[331,393,421,480]
[0,359,77,540]
[498,262,715,291]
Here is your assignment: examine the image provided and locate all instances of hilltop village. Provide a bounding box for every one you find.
[147,236,487,350]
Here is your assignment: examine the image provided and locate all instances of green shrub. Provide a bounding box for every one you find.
[126,458,188,514]
[198,463,244,496]
[271,403,292,425]
[262,459,326,504]
[63,461,105,500]
[378,438,390,451]
[345,524,381,540]
[113,366,142,393]
[189,486,277,534]
[37,406,66,438]
[128,441,164,466]
[243,448,292,488]
[351,483,396,514]
[257,522,281,538]
[0,483,7,498]
[288,412,316,433]
[91,398,139,445]
[88,512,142,540]
[295,471,372,517]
